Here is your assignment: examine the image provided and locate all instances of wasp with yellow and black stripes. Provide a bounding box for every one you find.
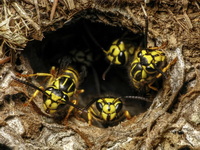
[84,95,149,127]
[13,61,86,122]
[102,36,142,80]
[128,5,178,92]
[103,5,177,92]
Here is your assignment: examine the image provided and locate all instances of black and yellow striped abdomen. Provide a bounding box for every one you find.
[53,75,76,97]
[130,49,166,90]
[42,67,80,114]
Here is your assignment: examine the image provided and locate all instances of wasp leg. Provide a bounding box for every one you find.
[156,57,178,79]
[17,67,56,78]
[148,81,158,91]
[76,89,85,94]
[48,66,57,84]
[72,89,84,105]
[148,42,168,51]
[18,67,57,86]
[124,110,132,120]
[17,72,53,80]
[87,109,93,126]
[18,73,54,87]
[146,57,178,91]
[50,66,56,75]
[63,100,77,125]
[24,86,44,106]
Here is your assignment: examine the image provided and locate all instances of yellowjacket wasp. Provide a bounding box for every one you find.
[103,5,177,92]
[84,95,150,127]
[128,5,177,92]
[13,63,86,122]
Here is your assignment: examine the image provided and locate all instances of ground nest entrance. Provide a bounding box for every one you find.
[0,1,199,150]
[21,17,151,128]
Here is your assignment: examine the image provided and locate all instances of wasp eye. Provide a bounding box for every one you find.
[146,66,155,72]
[47,87,54,91]
[119,51,123,57]
[63,94,69,101]
[118,52,126,65]
[96,101,103,112]
[156,61,163,68]
[115,102,122,113]
[138,52,142,57]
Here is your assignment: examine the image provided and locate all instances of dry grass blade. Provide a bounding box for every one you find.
[184,12,193,29]
[0,18,27,48]
[167,8,189,31]
[0,0,199,149]
[34,0,41,25]
[182,0,193,29]
[66,0,75,10]
[0,56,10,64]
[50,0,59,21]
[11,2,41,31]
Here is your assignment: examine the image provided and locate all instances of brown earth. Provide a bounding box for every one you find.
[0,0,199,150]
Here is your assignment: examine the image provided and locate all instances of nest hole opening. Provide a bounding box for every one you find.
[19,15,152,127]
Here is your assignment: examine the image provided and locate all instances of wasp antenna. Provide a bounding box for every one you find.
[103,49,108,54]
[124,96,151,102]
[102,64,112,80]
[83,21,105,52]
[84,98,99,110]
[12,76,46,94]
[153,64,167,79]
[92,67,101,95]
[141,4,148,49]
[141,4,147,17]
[65,100,87,113]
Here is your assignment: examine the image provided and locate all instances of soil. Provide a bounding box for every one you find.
[0,0,199,150]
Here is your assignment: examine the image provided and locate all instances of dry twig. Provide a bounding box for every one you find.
[167,8,189,31]
[50,0,59,21]
[11,2,41,31]
[182,0,193,29]
[34,0,41,25]
[0,57,10,65]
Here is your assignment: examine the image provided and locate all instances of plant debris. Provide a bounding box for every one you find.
[0,0,199,149]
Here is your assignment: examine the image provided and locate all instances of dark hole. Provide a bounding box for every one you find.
[3,94,11,103]
[178,146,191,150]
[15,53,22,66]
[21,15,150,127]
[3,93,27,103]
[39,124,44,131]
[0,143,12,150]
